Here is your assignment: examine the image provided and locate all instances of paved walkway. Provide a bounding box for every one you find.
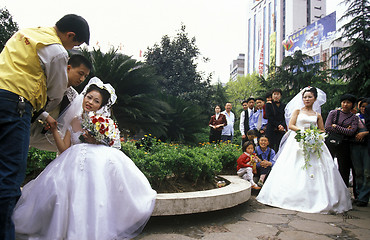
[135,191,370,240]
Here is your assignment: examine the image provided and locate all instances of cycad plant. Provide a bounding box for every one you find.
[158,94,207,143]
[80,48,170,137]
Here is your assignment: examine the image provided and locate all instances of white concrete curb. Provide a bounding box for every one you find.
[152,175,251,216]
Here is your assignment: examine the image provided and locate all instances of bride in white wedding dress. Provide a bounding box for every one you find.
[12,78,156,240]
[256,87,352,214]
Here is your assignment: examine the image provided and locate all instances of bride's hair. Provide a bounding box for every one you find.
[85,84,111,108]
[302,87,318,99]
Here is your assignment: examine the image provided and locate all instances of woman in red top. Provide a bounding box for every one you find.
[208,105,227,143]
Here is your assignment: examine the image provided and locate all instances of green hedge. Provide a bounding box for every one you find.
[26,135,242,188]
[123,135,242,188]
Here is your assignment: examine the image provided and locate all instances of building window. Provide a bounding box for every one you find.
[331,47,341,70]
[253,14,257,71]
[268,2,272,35]
[248,18,251,74]
[307,0,311,24]
[263,6,266,72]
[274,0,277,32]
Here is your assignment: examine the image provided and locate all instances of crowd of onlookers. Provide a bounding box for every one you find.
[208,89,370,207]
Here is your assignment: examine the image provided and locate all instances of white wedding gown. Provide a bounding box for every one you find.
[256,112,352,214]
[13,121,157,240]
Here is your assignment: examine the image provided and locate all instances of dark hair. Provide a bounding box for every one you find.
[302,87,318,99]
[247,129,258,136]
[359,98,370,107]
[340,94,357,105]
[68,54,92,70]
[357,97,365,104]
[255,97,264,101]
[271,88,282,95]
[246,97,255,103]
[242,100,248,105]
[85,84,110,108]
[265,91,272,99]
[56,14,90,44]
[259,134,269,140]
[242,141,255,152]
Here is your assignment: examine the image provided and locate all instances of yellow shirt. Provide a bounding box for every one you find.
[0,27,62,111]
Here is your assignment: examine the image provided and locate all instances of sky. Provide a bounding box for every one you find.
[2,0,346,84]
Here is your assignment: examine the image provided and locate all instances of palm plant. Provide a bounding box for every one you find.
[158,94,207,143]
[80,48,170,137]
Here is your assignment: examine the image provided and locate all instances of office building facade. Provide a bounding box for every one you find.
[230,53,245,81]
[246,0,326,75]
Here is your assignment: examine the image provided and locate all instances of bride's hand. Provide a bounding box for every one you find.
[81,130,98,144]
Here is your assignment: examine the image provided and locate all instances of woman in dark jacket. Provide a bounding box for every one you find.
[209,105,227,143]
[325,94,359,198]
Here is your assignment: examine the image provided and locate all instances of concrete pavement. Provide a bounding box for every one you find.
[136,191,370,240]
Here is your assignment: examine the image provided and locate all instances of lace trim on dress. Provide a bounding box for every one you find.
[79,145,87,171]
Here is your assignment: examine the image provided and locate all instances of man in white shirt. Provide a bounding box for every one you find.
[240,97,255,145]
[221,103,235,143]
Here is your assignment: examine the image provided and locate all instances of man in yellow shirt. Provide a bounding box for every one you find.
[0,14,90,240]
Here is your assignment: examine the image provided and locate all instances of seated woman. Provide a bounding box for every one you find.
[255,135,276,187]
[13,77,157,240]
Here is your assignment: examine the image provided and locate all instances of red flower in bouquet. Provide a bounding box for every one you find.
[80,112,121,149]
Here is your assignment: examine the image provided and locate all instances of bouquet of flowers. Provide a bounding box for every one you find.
[295,124,327,169]
[79,112,121,149]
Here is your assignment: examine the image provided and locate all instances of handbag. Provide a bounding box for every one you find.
[326,110,344,146]
[326,132,344,146]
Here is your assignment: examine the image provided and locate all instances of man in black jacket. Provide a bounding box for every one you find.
[265,89,286,152]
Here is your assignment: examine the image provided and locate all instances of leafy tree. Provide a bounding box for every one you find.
[334,0,370,96]
[144,24,212,109]
[0,7,18,52]
[208,81,228,113]
[80,48,170,137]
[225,73,262,113]
[259,50,328,102]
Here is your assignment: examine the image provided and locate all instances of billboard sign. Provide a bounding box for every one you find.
[284,12,337,55]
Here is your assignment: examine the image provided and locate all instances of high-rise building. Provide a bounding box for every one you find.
[285,11,343,72]
[230,53,245,81]
[245,0,326,75]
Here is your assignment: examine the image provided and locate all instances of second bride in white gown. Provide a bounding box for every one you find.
[256,87,352,214]
[13,77,157,239]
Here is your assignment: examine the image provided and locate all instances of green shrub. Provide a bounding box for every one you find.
[121,137,242,188]
[27,148,56,175]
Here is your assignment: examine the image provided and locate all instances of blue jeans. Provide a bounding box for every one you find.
[0,90,32,240]
[351,143,370,204]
